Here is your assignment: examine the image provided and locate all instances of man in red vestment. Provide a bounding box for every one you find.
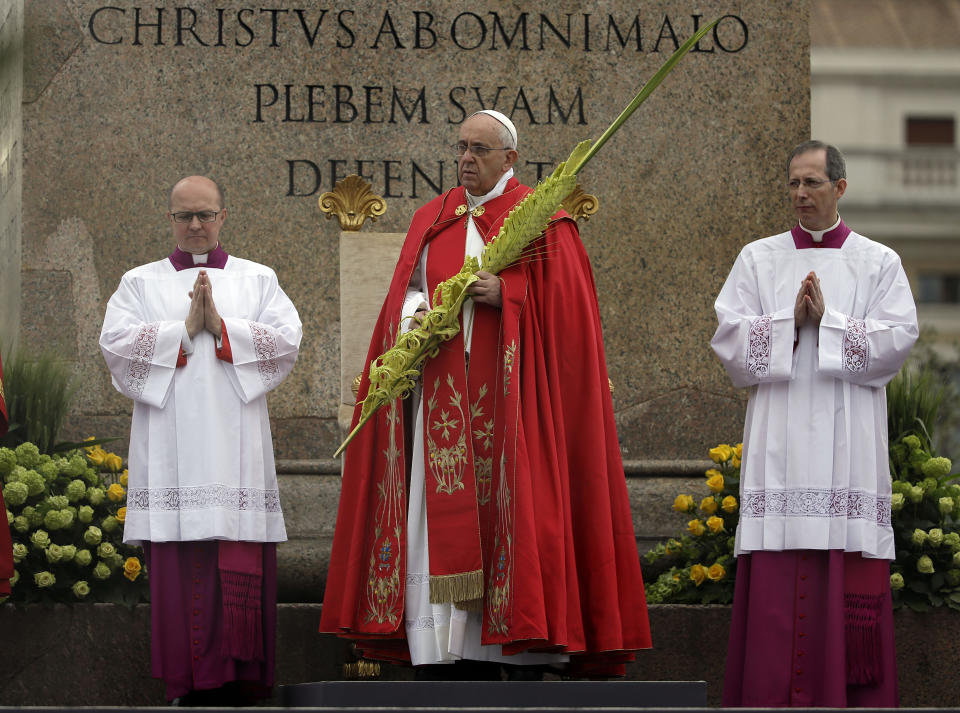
[1,352,14,597]
[320,111,651,677]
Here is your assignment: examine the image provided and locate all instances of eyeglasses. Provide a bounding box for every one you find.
[452,142,511,158]
[170,210,222,223]
[788,178,834,191]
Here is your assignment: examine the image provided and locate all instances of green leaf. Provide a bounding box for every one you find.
[905,599,930,613]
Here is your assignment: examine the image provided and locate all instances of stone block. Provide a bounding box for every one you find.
[19,1,809,462]
[0,603,956,707]
[19,269,76,356]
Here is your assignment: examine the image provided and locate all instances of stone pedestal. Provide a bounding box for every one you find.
[18,1,808,461]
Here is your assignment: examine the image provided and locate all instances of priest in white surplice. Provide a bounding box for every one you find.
[100,176,301,706]
[712,142,917,708]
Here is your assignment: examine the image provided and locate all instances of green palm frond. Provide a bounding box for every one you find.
[334,19,719,458]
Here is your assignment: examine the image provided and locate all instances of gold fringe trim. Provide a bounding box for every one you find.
[455,597,484,612]
[429,569,483,604]
[342,660,381,679]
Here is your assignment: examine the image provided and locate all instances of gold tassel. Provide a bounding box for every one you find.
[455,597,484,612]
[429,569,483,604]
[342,659,381,680]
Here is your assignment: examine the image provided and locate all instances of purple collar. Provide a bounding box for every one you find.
[168,244,229,271]
[791,220,851,249]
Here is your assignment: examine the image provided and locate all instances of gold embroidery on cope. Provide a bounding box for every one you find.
[503,341,516,397]
[455,204,468,216]
[426,374,468,495]
[486,451,513,636]
[470,383,493,506]
[363,334,405,626]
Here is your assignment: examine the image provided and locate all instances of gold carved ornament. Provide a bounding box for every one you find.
[319,175,387,231]
[561,185,599,222]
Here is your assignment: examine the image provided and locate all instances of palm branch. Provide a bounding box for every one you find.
[335,18,718,457]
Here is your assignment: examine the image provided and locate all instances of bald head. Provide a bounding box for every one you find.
[169,176,225,211]
[168,175,227,255]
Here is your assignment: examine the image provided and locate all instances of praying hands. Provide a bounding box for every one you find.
[185,270,223,339]
[794,270,825,328]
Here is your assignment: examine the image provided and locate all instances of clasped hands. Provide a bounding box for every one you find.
[795,270,825,328]
[413,270,502,325]
[185,270,222,339]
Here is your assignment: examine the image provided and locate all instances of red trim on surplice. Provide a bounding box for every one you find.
[216,323,233,363]
[319,178,651,675]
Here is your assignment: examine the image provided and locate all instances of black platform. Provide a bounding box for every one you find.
[280,680,708,709]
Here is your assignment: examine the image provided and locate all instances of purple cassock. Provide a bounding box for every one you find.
[145,542,278,701]
[144,244,277,701]
[722,220,900,708]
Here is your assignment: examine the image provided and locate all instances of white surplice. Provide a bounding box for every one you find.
[399,170,567,667]
[100,256,302,545]
[711,229,918,560]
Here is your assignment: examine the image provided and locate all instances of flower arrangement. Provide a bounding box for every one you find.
[646,433,960,610]
[888,433,960,611]
[2,439,147,605]
[644,443,742,604]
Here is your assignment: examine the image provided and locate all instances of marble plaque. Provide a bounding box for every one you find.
[20,0,809,460]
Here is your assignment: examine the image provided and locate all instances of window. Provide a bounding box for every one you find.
[903,117,956,187]
[917,273,960,304]
[906,117,956,146]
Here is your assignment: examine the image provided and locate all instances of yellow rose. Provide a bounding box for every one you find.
[87,449,106,467]
[687,519,706,537]
[734,443,743,458]
[123,557,142,582]
[706,516,725,534]
[731,455,741,469]
[707,563,726,581]
[116,507,126,523]
[699,497,718,515]
[120,470,128,487]
[709,444,734,463]
[706,473,725,493]
[104,453,124,472]
[689,564,707,586]
[672,494,695,513]
[107,483,126,503]
[721,495,739,513]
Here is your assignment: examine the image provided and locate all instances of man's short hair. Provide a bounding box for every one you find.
[168,177,226,210]
[787,140,846,182]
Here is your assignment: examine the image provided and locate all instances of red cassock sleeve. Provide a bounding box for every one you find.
[216,323,233,363]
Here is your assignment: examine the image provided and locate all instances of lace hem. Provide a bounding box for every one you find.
[250,323,281,388]
[843,317,868,373]
[124,323,159,397]
[742,487,891,525]
[746,315,772,377]
[127,485,282,512]
[406,615,437,632]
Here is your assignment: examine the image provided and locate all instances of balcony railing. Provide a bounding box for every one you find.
[840,147,960,206]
